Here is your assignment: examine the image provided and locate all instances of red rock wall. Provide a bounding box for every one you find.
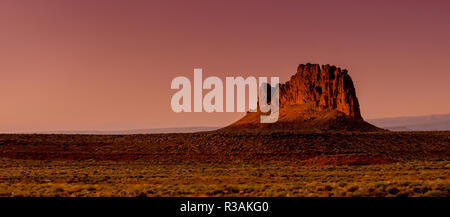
[279,63,362,120]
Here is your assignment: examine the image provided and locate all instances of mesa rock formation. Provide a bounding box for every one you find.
[280,64,362,120]
[223,63,381,132]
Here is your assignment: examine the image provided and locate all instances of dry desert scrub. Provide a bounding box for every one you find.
[0,159,448,197]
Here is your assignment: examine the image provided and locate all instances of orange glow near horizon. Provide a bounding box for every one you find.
[1,0,450,132]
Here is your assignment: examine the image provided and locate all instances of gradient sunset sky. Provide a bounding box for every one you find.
[1,0,450,132]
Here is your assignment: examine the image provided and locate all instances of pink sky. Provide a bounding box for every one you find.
[1,0,450,132]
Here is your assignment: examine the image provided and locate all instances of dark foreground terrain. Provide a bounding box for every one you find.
[0,132,449,196]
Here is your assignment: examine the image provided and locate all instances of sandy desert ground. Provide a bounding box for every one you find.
[0,132,448,197]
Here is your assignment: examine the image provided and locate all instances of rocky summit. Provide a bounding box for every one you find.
[223,63,381,132]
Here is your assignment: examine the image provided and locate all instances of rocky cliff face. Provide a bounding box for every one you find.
[279,63,362,120]
[223,63,381,132]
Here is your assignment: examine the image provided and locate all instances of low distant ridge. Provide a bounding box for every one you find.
[368,114,450,131]
[22,127,220,135]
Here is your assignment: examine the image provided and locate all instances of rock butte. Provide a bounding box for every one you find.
[222,63,382,132]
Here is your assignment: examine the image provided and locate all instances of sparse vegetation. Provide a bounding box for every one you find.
[0,159,448,197]
[0,132,448,197]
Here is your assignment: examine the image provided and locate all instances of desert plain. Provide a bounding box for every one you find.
[0,131,448,197]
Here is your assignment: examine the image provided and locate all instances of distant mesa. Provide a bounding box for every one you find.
[222,63,382,132]
[368,114,450,131]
